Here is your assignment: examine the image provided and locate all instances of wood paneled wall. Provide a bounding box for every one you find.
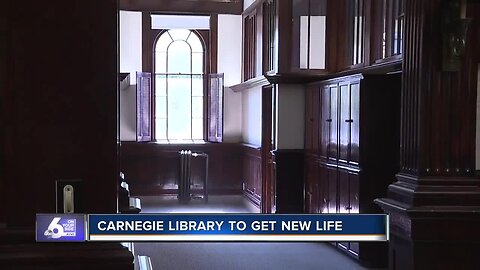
[2,0,119,227]
[120,143,245,196]
[0,4,6,224]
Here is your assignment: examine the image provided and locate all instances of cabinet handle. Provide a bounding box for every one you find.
[345,206,352,210]
[325,119,332,122]
[344,119,353,123]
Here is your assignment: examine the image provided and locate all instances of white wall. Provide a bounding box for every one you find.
[119,13,244,142]
[276,84,305,149]
[119,11,142,141]
[120,11,142,82]
[244,0,256,10]
[242,86,262,146]
[218,15,243,142]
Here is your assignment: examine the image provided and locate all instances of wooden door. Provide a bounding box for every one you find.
[328,85,339,161]
[261,85,275,213]
[339,83,350,163]
[320,86,330,158]
[350,82,361,165]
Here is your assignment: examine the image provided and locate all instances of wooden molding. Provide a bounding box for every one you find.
[230,75,270,92]
[120,0,243,14]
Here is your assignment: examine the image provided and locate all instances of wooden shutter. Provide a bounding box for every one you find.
[207,73,224,142]
[136,72,152,142]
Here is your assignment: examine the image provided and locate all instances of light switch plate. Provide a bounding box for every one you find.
[56,179,83,213]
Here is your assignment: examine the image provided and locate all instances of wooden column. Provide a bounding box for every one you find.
[376,1,480,269]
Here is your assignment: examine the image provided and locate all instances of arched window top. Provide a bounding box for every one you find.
[155,29,204,75]
[155,30,204,54]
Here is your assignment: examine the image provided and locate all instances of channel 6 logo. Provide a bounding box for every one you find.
[36,214,86,242]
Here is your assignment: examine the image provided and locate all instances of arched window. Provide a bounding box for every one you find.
[154,29,205,141]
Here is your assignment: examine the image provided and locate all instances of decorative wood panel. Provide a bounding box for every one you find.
[396,0,479,177]
[3,0,119,227]
[242,144,262,207]
[0,6,6,225]
[243,12,257,81]
[374,2,480,269]
[262,0,276,73]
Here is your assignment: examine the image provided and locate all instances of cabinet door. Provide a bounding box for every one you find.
[349,172,360,254]
[338,169,350,214]
[350,82,360,165]
[305,87,313,153]
[339,83,350,162]
[312,88,320,154]
[328,86,338,161]
[320,86,330,158]
[349,171,360,214]
[318,164,329,213]
[304,158,317,213]
[327,166,337,213]
[338,168,350,250]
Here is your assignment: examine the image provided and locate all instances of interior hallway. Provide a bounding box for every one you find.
[134,195,385,270]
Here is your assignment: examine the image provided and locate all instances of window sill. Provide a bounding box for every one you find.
[154,139,207,145]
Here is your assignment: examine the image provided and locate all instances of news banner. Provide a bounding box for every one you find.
[36,214,389,242]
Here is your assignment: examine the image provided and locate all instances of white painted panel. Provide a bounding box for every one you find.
[120,10,142,84]
[242,87,262,146]
[151,15,210,29]
[276,84,305,149]
[120,11,142,141]
[309,16,326,69]
[218,15,243,142]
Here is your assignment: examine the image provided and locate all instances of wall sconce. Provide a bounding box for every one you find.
[442,0,471,72]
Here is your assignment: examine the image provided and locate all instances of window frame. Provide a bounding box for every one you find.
[141,12,220,144]
[152,29,208,142]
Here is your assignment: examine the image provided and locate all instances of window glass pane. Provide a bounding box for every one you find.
[155,75,167,96]
[192,118,204,139]
[188,33,204,53]
[192,75,203,97]
[155,96,167,118]
[309,16,326,69]
[192,53,203,74]
[155,118,167,140]
[299,16,308,69]
[168,75,192,139]
[168,29,191,41]
[155,32,172,53]
[155,53,167,74]
[168,41,191,74]
[192,97,203,118]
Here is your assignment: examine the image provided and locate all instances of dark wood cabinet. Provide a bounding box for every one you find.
[304,73,401,267]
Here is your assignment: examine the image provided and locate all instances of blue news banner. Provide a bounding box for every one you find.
[36,214,388,242]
